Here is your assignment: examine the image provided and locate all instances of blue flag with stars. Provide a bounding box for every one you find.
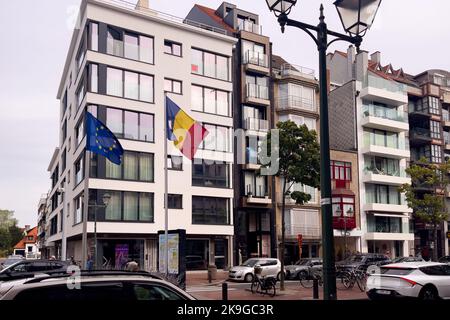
[85,111,124,165]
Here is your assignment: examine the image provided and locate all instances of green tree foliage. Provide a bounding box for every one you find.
[260,121,320,290]
[399,158,450,261]
[0,210,23,257]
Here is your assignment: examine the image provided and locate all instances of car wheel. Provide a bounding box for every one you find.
[419,285,439,300]
[244,273,253,283]
[297,270,307,280]
[277,271,284,281]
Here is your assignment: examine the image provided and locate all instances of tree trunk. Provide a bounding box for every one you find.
[280,179,287,291]
[433,223,439,262]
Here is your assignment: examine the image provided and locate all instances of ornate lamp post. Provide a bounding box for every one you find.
[265,0,381,300]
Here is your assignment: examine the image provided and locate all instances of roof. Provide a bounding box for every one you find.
[272,54,291,70]
[13,227,38,249]
[194,4,236,34]
[382,261,445,269]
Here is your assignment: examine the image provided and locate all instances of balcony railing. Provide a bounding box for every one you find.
[443,110,450,122]
[410,128,432,140]
[362,104,407,123]
[365,193,405,206]
[246,84,269,100]
[278,95,316,112]
[363,165,408,177]
[238,20,262,35]
[365,73,407,93]
[245,184,267,198]
[243,50,269,68]
[286,225,321,238]
[444,132,450,144]
[363,132,410,150]
[243,117,269,132]
[279,63,315,79]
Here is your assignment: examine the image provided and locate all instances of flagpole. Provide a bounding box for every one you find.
[164,92,169,276]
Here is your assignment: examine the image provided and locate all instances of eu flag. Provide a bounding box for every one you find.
[86,112,124,165]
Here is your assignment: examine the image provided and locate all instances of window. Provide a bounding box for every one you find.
[105,107,154,142]
[93,151,154,182]
[367,215,402,233]
[191,48,229,81]
[167,155,183,171]
[124,33,139,61]
[330,161,352,188]
[428,97,440,115]
[430,120,441,139]
[76,34,86,72]
[61,149,67,173]
[75,116,85,147]
[279,114,316,131]
[191,85,230,116]
[107,27,123,56]
[124,71,139,100]
[62,120,67,143]
[90,64,98,93]
[50,215,58,235]
[192,196,229,225]
[245,136,263,164]
[107,68,153,102]
[168,194,183,209]
[365,156,400,176]
[74,155,84,186]
[432,144,442,163]
[192,160,230,188]
[245,75,269,100]
[164,79,182,94]
[201,124,231,152]
[74,195,83,225]
[279,83,315,111]
[332,196,355,217]
[244,172,267,197]
[164,40,182,57]
[76,77,86,108]
[365,184,401,205]
[89,22,98,51]
[62,91,68,116]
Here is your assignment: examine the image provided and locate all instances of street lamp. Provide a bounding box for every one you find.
[89,192,111,269]
[266,0,381,300]
[344,207,354,259]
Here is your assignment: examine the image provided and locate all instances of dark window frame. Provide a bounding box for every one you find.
[164,40,182,57]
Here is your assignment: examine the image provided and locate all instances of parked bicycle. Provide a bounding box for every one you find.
[339,266,368,291]
[250,265,277,297]
[299,268,323,288]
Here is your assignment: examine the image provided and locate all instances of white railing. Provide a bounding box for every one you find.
[286,225,321,238]
[278,95,316,112]
[246,84,269,100]
[243,51,269,68]
[243,118,269,132]
[238,20,262,35]
[280,63,315,79]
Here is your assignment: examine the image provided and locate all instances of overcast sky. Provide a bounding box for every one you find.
[0,0,449,227]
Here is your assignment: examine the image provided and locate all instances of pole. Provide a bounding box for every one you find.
[94,206,97,269]
[81,149,90,269]
[61,187,67,261]
[164,92,169,275]
[344,215,347,259]
[317,6,337,300]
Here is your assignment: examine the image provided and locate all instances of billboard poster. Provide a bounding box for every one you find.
[159,233,179,274]
[115,244,129,270]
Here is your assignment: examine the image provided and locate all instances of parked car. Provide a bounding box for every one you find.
[438,256,450,264]
[228,258,284,282]
[0,260,70,282]
[366,261,450,300]
[0,256,25,271]
[0,271,195,300]
[285,258,323,280]
[336,253,390,271]
[376,256,424,267]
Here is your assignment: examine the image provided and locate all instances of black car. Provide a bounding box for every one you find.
[0,260,70,282]
[438,256,450,264]
[336,253,390,271]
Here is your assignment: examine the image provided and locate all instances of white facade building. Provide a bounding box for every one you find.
[46,0,236,271]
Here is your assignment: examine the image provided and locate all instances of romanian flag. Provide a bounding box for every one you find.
[166,96,209,160]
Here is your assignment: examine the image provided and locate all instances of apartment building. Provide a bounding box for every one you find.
[36,194,50,259]
[186,2,277,264]
[271,55,322,263]
[45,0,237,271]
[328,47,414,258]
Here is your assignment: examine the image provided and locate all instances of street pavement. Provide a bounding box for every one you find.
[186,271,368,300]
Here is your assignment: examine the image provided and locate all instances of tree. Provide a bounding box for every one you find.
[399,158,450,261]
[0,210,23,257]
[260,121,320,290]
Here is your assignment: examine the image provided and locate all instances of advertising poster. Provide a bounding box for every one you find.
[159,233,179,274]
[115,244,129,270]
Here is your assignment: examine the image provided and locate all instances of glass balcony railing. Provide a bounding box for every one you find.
[365,73,407,93]
[278,95,316,112]
[444,132,450,144]
[443,110,450,122]
[243,117,269,132]
[363,164,408,177]
[246,84,269,100]
[245,184,267,198]
[238,20,262,35]
[365,193,405,206]
[363,132,410,150]
[243,50,269,68]
[279,63,315,79]
[362,104,408,123]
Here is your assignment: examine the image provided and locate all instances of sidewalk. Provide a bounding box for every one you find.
[186,270,228,287]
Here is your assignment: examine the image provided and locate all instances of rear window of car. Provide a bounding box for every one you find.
[380,267,414,275]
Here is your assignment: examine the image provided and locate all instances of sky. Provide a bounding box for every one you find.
[0,0,449,227]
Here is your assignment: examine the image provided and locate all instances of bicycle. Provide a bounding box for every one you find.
[299,268,323,288]
[250,265,277,297]
[339,267,368,291]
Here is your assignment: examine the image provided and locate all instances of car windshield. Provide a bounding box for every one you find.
[295,260,310,266]
[381,267,414,275]
[240,259,259,267]
[4,259,22,266]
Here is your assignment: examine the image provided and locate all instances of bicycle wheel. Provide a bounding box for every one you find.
[266,283,276,297]
[357,274,367,292]
[251,281,259,294]
[340,273,354,290]
[300,276,314,288]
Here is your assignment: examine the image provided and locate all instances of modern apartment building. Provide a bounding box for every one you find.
[271,55,322,263]
[186,2,277,264]
[36,194,50,259]
[45,0,237,271]
[328,47,414,258]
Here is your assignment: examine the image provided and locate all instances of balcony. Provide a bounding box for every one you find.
[286,225,321,239]
[245,184,271,205]
[443,111,450,128]
[238,20,262,35]
[277,95,316,113]
[278,63,315,80]
[243,117,269,132]
[363,203,412,214]
[245,84,270,106]
[333,216,357,230]
[362,166,410,186]
[243,50,270,75]
[361,104,409,132]
[443,92,450,105]
[362,133,410,159]
[360,73,408,107]
[409,128,433,146]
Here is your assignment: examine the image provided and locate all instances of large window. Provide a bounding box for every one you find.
[332,196,355,217]
[91,151,154,182]
[331,160,351,188]
[164,78,182,94]
[191,85,230,116]
[192,160,230,188]
[366,184,401,205]
[279,83,315,111]
[367,215,402,233]
[246,136,263,165]
[105,107,154,142]
[167,155,183,171]
[168,194,183,209]
[430,120,441,139]
[89,190,154,222]
[74,155,84,186]
[106,67,154,103]
[244,172,267,197]
[164,40,182,57]
[432,144,442,163]
[74,195,83,225]
[200,124,231,152]
[191,48,229,81]
[192,196,229,225]
[106,26,154,63]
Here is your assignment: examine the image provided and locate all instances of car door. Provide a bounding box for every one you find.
[259,260,270,277]
[439,265,450,297]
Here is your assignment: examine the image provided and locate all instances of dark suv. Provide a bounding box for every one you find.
[336,253,390,271]
[0,260,70,282]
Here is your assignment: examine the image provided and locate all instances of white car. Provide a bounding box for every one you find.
[228,258,283,282]
[366,261,450,300]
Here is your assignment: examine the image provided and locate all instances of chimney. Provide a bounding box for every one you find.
[347,46,356,80]
[25,225,31,232]
[136,0,149,10]
[370,51,381,64]
[355,50,369,82]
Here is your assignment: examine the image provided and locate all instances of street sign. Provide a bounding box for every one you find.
[297,234,303,248]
